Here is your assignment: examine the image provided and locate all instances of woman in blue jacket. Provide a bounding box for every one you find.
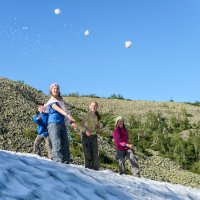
[32,103,52,159]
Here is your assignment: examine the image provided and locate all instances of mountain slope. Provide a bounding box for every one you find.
[64,96,200,124]
[0,77,47,152]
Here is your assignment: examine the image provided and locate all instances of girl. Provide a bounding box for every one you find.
[45,83,76,164]
[81,101,100,170]
[113,116,140,177]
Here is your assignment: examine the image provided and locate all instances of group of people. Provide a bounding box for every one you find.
[32,83,140,177]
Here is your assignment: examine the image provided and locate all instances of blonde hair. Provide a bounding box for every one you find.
[89,101,101,120]
[115,116,124,127]
[90,101,98,107]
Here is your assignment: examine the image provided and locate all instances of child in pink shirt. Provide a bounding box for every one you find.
[113,116,140,177]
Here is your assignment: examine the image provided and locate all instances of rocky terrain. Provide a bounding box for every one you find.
[0,78,46,152]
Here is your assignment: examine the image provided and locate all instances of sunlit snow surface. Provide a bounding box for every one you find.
[0,150,200,200]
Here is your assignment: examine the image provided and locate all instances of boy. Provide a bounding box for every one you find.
[32,102,52,159]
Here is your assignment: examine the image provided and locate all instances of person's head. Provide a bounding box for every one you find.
[115,116,125,128]
[89,101,101,120]
[89,101,98,113]
[49,83,61,98]
[37,102,44,113]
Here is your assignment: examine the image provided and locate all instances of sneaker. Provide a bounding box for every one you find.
[63,159,73,164]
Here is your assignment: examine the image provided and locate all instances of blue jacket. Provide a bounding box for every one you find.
[32,112,49,137]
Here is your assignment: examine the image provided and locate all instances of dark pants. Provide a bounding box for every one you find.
[116,149,140,177]
[82,134,99,170]
[48,123,70,163]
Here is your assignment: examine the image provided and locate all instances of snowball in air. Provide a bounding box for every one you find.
[125,41,132,48]
[84,30,90,36]
[54,9,61,15]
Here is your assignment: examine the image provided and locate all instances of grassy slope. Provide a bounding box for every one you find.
[64,96,200,124]
[0,77,47,153]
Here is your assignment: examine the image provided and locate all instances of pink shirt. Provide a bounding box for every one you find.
[112,127,129,151]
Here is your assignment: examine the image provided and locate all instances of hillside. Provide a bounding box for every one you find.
[64,96,200,124]
[0,77,47,152]
[1,77,200,189]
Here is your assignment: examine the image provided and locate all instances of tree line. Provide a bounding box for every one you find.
[127,110,200,174]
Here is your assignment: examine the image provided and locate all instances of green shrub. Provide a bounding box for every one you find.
[23,128,36,140]
[108,94,124,100]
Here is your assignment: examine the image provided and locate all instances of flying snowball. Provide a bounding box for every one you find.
[125,41,132,48]
[84,30,90,36]
[54,8,61,15]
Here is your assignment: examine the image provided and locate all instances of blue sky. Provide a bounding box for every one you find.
[0,0,200,102]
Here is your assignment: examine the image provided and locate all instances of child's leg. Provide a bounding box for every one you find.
[91,135,99,170]
[33,135,43,156]
[82,135,92,169]
[116,150,126,175]
[126,149,140,177]
[44,136,52,159]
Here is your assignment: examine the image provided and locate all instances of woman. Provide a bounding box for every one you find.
[45,83,76,164]
[113,116,140,177]
[81,101,100,170]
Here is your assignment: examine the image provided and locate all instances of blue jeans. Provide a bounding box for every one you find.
[48,123,70,163]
